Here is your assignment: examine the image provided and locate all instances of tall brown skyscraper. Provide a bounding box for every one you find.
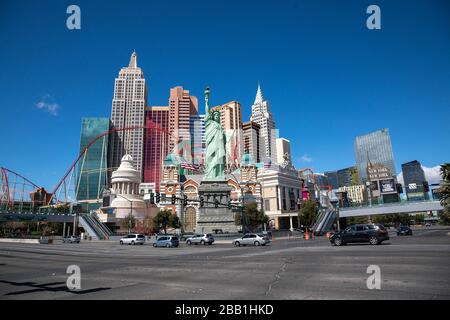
[243,121,261,163]
[169,86,198,162]
[212,101,243,169]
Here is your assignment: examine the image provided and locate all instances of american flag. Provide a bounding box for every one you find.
[264,160,273,169]
[181,162,201,172]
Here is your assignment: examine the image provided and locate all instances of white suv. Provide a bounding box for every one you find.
[186,234,215,245]
[120,234,146,245]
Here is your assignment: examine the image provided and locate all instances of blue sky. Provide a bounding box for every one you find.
[0,0,449,189]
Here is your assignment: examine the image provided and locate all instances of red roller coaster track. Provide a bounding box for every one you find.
[0,167,40,207]
[50,118,173,204]
[2,116,244,206]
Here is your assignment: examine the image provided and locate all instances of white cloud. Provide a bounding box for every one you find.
[300,154,313,163]
[35,95,59,116]
[397,165,443,185]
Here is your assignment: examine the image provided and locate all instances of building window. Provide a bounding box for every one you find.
[264,199,270,211]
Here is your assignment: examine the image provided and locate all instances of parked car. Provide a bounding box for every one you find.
[63,235,80,243]
[232,233,271,247]
[330,224,389,246]
[153,235,179,248]
[186,234,214,245]
[397,226,413,236]
[425,223,431,227]
[120,234,146,245]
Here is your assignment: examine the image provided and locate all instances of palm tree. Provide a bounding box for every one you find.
[440,163,450,182]
[438,163,450,224]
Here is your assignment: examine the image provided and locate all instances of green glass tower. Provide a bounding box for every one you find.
[76,118,110,210]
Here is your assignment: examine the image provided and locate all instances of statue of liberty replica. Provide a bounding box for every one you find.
[204,86,226,180]
[197,87,237,233]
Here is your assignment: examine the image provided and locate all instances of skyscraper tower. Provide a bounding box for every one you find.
[212,101,244,169]
[250,83,277,164]
[190,114,206,166]
[354,128,396,183]
[168,86,198,163]
[143,106,170,189]
[110,52,148,179]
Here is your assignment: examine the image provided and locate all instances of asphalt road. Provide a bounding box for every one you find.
[1,227,449,300]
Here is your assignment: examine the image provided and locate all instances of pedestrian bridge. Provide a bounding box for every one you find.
[339,200,443,218]
[0,211,75,222]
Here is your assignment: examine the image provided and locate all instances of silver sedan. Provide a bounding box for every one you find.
[232,233,270,247]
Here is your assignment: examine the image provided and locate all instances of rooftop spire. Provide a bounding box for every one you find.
[128,51,137,68]
[254,81,264,105]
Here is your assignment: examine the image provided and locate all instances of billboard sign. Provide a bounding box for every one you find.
[380,179,395,193]
[408,183,417,190]
[369,181,378,191]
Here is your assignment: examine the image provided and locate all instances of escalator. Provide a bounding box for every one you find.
[79,213,111,240]
[312,210,337,236]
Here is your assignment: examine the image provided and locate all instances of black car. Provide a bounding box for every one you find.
[330,224,389,246]
[397,226,413,236]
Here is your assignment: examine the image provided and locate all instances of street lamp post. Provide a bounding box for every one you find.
[116,194,133,233]
[228,172,246,233]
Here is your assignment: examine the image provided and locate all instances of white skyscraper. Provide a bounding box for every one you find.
[110,52,148,179]
[276,138,291,165]
[250,83,277,164]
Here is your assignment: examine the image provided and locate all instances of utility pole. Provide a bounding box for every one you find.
[366,181,372,206]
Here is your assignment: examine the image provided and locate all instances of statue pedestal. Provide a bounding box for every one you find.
[197,180,239,234]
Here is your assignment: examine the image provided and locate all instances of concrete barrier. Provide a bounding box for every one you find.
[0,238,40,244]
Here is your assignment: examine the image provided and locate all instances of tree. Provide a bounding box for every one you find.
[438,163,450,224]
[141,214,157,234]
[152,209,181,234]
[123,213,136,233]
[235,202,269,232]
[298,200,318,227]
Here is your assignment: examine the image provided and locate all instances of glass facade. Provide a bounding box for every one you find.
[77,118,110,209]
[354,129,396,183]
[402,160,428,200]
[325,167,357,188]
[337,166,358,187]
[324,171,339,189]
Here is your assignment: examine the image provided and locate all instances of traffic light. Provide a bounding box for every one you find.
[171,194,176,204]
[150,192,155,204]
[396,183,403,194]
[215,199,219,208]
[200,196,204,207]
[423,181,429,192]
[183,194,188,206]
[155,192,160,203]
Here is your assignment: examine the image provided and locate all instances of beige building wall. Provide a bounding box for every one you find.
[337,185,367,203]
[212,101,243,169]
[276,138,291,165]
